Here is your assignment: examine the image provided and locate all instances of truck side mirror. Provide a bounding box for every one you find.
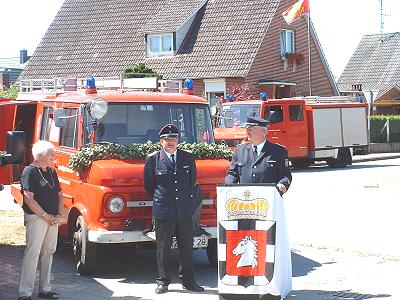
[54,108,67,127]
[1,131,25,165]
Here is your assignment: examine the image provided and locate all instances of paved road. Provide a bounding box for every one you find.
[285,157,400,257]
[1,154,400,300]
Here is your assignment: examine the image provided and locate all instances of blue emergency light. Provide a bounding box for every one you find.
[184,78,193,90]
[86,76,97,94]
[182,78,194,95]
[226,94,234,102]
[260,92,267,101]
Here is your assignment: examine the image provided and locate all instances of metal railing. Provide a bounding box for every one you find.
[19,76,183,94]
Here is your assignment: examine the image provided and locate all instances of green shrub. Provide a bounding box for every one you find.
[68,142,232,171]
[370,115,400,143]
[0,86,18,98]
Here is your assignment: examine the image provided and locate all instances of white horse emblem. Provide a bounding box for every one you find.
[232,235,258,268]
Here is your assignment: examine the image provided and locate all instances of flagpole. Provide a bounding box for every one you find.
[307,1,312,96]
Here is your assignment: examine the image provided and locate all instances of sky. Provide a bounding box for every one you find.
[0,0,399,80]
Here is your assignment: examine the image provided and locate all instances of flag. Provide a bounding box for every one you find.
[282,0,309,24]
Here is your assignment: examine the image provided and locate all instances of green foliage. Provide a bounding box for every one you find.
[68,142,232,171]
[0,86,18,98]
[370,115,400,143]
[123,62,163,79]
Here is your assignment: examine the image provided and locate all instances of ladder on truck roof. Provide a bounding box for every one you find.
[291,95,357,103]
[18,76,183,94]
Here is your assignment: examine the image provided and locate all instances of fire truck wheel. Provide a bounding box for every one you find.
[206,238,218,267]
[291,159,312,169]
[326,148,349,168]
[73,216,97,275]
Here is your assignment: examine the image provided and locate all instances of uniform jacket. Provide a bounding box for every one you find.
[144,148,197,220]
[225,140,292,190]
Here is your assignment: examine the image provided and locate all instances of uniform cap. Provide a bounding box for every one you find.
[244,116,270,128]
[159,124,179,138]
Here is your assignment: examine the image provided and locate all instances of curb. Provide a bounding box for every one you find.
[353,153,400,163]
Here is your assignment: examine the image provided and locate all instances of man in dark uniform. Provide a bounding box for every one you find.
[144,124,204,294]
[225,116,292,193]
[225,116,291,300]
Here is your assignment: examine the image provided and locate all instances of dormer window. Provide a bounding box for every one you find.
[280,29,295,55]
[147,33,174,57]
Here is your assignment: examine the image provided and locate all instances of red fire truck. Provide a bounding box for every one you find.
[0,77,229,274]
[214,95,368,168]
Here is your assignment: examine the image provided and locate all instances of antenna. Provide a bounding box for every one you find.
[380,0,384,37]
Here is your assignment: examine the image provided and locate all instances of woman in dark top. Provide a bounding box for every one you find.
[18,141,63,300]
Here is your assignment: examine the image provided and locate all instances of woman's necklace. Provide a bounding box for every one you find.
[37,167,55,189]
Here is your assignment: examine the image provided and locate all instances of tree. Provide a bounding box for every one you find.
[123,63,163,79]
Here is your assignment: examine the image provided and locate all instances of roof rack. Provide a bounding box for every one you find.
[19,77,183,93]
[291,96,356,103]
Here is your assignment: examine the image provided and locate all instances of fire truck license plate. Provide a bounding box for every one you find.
[171,236,208,249]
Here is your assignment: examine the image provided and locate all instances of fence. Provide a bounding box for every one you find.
[370,116,400,143]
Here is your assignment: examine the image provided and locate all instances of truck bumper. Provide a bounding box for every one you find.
[88,226,217,243]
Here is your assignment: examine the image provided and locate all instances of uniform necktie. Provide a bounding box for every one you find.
[253,145,258,159]
[171,154,176,168]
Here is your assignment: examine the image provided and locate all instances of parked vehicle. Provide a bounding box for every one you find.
[0,77,229,274]
[214,95,368,168]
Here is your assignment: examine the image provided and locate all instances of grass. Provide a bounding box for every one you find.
[0,210,25,246]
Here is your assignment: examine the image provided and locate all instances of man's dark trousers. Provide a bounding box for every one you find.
[155,217,194,286]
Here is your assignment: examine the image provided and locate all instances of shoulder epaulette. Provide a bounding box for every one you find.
[147,150,158,157]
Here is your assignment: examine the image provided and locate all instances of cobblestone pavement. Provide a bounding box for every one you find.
[1,242,399,300]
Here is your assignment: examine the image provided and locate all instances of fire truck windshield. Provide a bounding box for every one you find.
[218,104,261,128]
[85,103,215,145]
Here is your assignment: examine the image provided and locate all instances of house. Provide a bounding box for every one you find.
[19,0,338,106]
[337,32,400,115]
[0,52,28,89]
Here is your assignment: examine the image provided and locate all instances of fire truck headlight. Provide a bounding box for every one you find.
[88,97,108,119]
[108,197,125,214]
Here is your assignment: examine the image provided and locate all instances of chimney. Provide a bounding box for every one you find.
[20,49,31,64]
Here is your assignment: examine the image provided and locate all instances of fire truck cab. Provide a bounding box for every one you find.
[0,77,229,274]
[214,96,368,168]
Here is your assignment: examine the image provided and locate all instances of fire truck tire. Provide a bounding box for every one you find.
[206,238,218,267]
[326,148,349,168]
[73,216,97,275]
[291,159,312,169]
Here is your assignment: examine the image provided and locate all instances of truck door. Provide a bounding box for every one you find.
[263,104,287,148]
[286,103,308,157]
[0,100,36,184]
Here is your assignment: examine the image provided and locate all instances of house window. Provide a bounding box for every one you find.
[147,34,173,56]
[280,29,295,55]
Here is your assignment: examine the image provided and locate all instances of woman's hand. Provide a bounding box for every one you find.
[43,213,58,225]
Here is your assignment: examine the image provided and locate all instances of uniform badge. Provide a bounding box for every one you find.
[285,159,289,167]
